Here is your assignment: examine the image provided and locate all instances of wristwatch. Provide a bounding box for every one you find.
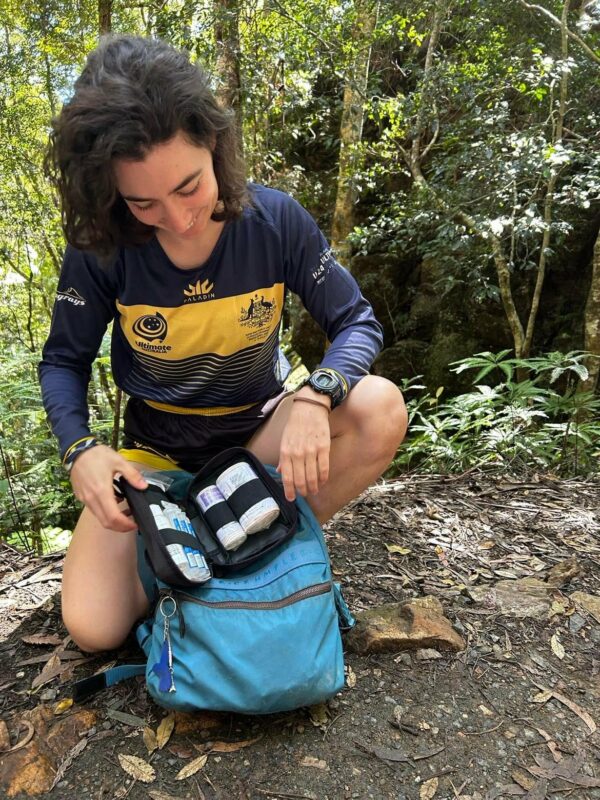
[304,368,348,409]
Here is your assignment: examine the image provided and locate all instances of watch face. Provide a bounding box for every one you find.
[313,371,338,391]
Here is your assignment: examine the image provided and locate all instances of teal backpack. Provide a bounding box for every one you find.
[74,450,355,715]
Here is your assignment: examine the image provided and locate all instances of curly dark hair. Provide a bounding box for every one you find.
[46,35,248,256]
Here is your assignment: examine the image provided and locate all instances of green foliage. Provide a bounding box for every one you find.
[350,0,600,305]
[394,351,600,476]
[0,347,74,551]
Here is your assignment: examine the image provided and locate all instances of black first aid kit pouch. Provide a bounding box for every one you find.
[119,447,298,586]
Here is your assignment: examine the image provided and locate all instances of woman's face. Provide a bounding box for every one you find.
[113,131,220,245]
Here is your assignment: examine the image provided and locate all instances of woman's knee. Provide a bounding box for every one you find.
[62,605,131,653]
[61,507,148,653]
[340,375,408,453]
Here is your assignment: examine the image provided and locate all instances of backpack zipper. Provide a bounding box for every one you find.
[159,581,333,638]
[158,582,332,638]
[175,581,332,610]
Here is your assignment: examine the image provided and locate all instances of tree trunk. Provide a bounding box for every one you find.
[98,0,111,34]
[521,0,570,358]
[580,225,600,394]
[330,0,379,265]
[214,0,243,154]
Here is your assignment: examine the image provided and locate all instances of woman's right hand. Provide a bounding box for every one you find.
[69,444,148,532]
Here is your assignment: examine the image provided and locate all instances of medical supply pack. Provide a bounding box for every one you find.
[73,447,355,715]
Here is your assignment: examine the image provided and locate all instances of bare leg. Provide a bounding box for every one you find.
[247,376,407,523]
[61,462,153,653]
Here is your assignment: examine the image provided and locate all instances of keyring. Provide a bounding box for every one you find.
[159,596,177,619]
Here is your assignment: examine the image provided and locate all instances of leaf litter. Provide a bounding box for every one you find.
[0,471,599,799]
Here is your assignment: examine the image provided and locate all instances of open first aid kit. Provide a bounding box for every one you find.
[73,447,355,715]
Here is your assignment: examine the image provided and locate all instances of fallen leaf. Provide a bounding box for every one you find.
[549,599,569,618]
[8,720,35,753]
[416,649,442,661]
[143,726,158,754]
[31,654,61,689]
[570,591,600,624]
[106,710,146,728]
[118,754,156,783]
[53,698,73,715]
[168,743,195,759]
[31,656,91,690]
[550,633,565,660]
[532,682,596,733]
[0,720,10,751]
[308,703,330,729]
[479,705,494,717]
[210,736,262,753]
[420,776,438,800]
[546,558,580,587]
[300,756,328,769]
[18,650,87,667]
[346,666,357,688]
[511,768,537,790]
[157,712,175,749]
[21,634,63,646]
[522,779,548,799]
[175,753,208,780]
[478,540,496,550]
[50,738,88,790]
[385,544,411,555]
[356,741,444,763]
[532,690,553,704]
[527,750,600,787]
[531,725,561,762]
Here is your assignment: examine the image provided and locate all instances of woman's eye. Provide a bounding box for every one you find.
[178,181,200,198]
[133,202,154,212]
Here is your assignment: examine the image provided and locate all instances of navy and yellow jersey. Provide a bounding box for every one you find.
[39,185,383,460]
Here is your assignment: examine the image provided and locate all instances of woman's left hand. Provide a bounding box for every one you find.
[277,394,331,502]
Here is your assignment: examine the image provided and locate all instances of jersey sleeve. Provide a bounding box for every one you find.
[38,246,117,460]
[280,196,383,388]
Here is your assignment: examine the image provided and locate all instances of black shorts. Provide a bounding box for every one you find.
[120,395,287,474]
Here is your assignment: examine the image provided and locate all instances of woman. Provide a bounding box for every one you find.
[40,34,407,653]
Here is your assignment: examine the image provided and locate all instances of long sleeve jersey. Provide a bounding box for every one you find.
[39,185,384,459]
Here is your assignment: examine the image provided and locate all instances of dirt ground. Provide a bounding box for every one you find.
[0,471,599,800]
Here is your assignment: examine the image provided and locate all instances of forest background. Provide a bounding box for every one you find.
[0,0,599,553]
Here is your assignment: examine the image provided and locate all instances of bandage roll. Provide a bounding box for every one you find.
[195,485,247,551]
[216,462,280,534]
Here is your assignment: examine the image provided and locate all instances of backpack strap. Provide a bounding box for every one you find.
[72,664,145,703]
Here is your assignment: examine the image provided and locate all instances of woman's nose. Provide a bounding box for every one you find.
[162,202,191,234]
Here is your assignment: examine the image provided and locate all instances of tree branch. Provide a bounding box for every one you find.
[516,0,600,64]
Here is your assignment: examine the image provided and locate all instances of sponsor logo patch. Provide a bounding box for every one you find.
[56,287,86,306]
[183,278,215,304]
[132,311,172,352]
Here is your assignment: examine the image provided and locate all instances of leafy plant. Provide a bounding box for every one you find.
[393,351,600,476]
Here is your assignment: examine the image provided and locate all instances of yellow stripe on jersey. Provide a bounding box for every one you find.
[144,400,256,416]
[116,284,284,361]
[118,448,181,471]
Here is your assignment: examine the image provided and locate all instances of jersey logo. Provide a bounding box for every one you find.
[132,312,172,353]
[239,295,277,330]
[56,287,86,306]
[183,279,215,303]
